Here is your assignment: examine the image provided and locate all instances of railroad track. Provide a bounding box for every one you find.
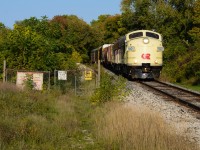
[139,80,200,113]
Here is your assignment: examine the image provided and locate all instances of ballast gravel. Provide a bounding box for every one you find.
[125,81,200,147]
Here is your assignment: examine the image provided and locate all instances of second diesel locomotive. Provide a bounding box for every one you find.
[91,30,164,79]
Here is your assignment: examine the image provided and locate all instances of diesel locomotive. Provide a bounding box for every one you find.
[91,30,164,79]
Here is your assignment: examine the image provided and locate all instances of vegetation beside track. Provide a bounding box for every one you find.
[0,74,199,149]
[175,82,200,93]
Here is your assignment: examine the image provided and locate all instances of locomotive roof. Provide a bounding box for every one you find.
[126,30,162,41]
[126,30,161,35]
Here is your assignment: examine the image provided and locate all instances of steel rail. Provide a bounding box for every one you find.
[140,80,200,112]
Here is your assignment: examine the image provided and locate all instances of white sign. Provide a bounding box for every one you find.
[16,72,43,90]
[58,71,67,80]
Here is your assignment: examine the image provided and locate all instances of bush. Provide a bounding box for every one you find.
[90,71,127,104]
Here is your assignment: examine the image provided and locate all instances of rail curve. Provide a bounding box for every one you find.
[139,80,200,113]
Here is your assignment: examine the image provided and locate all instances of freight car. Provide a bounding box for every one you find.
[91,30,164,79]
[91,44,112,64]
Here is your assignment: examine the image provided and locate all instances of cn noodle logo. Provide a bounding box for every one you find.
[141,53,150,59]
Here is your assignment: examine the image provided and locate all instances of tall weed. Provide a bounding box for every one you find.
[92,102,199,150]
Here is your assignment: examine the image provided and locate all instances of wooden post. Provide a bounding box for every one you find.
[75,76,77,96]
[54,70,56,86]
[48,71,50,91]
[97,59,100,87]
[3,60,6,83]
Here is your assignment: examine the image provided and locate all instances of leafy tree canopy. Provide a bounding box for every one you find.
[0,15,99,72]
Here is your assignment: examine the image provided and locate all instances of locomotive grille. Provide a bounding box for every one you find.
[142,63,150,67]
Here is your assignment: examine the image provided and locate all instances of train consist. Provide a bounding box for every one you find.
[91,30,164,79]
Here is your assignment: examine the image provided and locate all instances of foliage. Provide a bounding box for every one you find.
[0,15,99,74]
[189,0,200,45]
[91,15,127,44]
[119,0,199,84]
[90,70,127,104]
[24,74,34,90]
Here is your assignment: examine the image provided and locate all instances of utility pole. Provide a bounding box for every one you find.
[3,60,6,83]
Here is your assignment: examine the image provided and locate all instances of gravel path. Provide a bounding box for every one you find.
[125,81,200,147]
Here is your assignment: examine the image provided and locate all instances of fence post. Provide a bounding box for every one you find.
[48,71,50,91]
[97,59,100,87]
[75,76,77,96]
[54,70,56,86]
[3,60,6,83]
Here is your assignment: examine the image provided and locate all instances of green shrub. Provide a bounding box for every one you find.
[90,71,127,104]
[24,74,34,90]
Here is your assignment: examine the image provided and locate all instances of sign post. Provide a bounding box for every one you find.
[98,59,100,87]
[3,60,6,83]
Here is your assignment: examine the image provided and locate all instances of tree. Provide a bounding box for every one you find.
[185,0,200,84]
[91,15,127,44]
[189,0,200,46]
[3,24,51,70]
[0,14,100,72]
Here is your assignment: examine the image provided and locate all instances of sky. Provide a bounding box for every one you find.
[0,0,122,28]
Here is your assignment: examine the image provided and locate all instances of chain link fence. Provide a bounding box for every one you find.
[53,69,97,95]
[4,68,97,95]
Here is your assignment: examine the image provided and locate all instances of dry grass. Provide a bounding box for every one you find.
[93,102,199,150]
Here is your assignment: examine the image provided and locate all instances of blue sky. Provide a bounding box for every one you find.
[0,0,122,28]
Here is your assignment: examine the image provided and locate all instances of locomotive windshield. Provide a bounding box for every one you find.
[146,32,159,39]
[129,32,143,39]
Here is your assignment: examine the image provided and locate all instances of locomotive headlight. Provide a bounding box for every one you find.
[143,38,149,44]
[128,46,135,51]
[134,60,138,64]
[154,60,158,64]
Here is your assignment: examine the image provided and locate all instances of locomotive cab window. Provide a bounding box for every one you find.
[146,32,159,39]
[129,32,143,39]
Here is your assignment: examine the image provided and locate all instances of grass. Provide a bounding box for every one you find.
[92,102,199,150]
[175,83,200,93]
[0,81,199,150]
[160,73,200,92]
[0,82,92,149]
